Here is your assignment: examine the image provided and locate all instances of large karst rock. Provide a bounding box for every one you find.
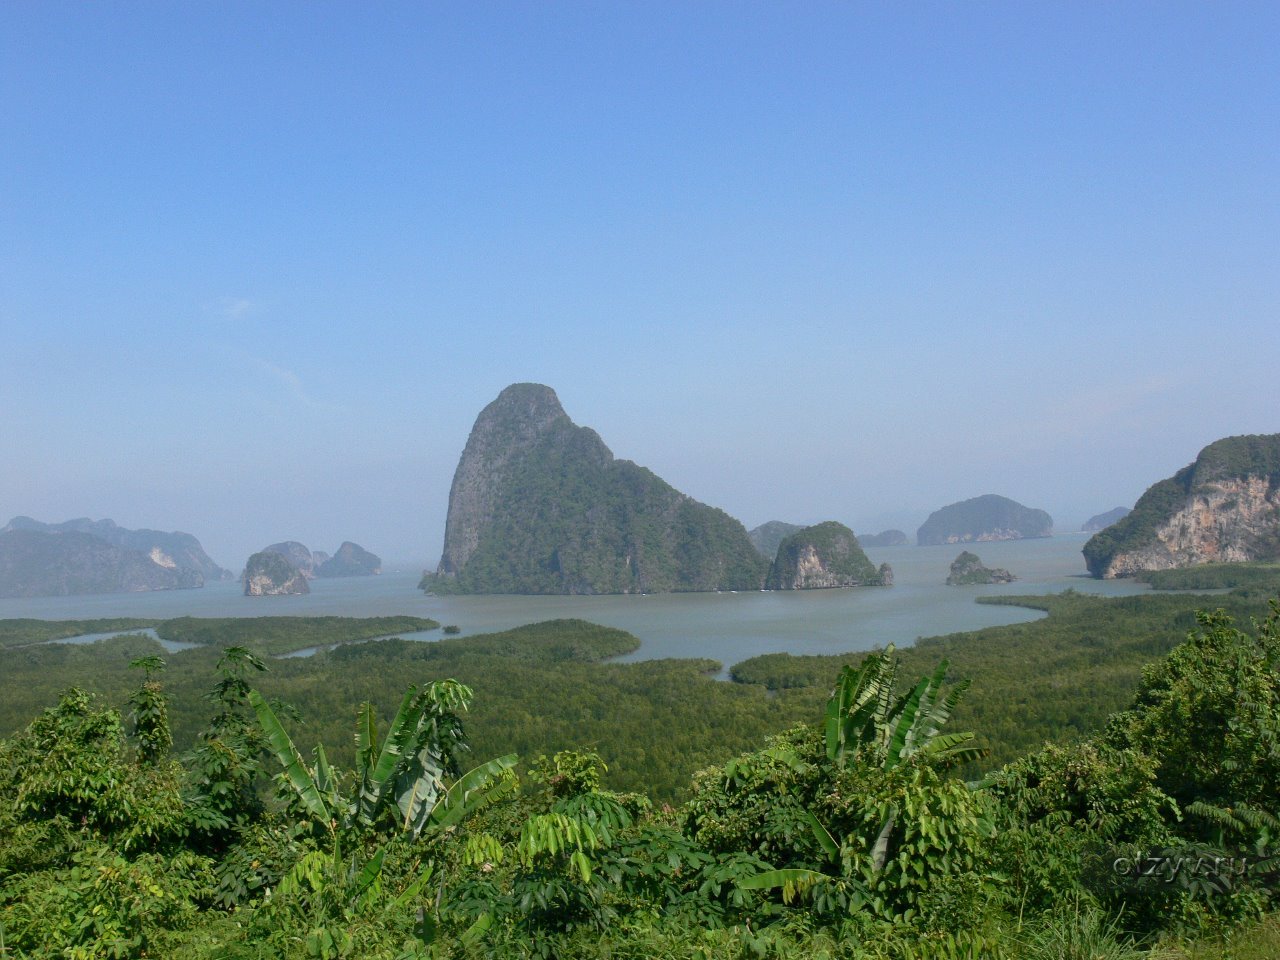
[1084,434,1280,579]
[765,521,892,590]
[243,551,310,596]
[0,528,205,598]
[2,516,230,583]
[916,495,1052,546]
[428,383,767,594]
[317,541,382,577]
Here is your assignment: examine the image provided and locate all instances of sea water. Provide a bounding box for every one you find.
[3,533,1151,671]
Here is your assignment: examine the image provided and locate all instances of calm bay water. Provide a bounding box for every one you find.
[3,533,1152,672]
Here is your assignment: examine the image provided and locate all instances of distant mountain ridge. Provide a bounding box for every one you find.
[0,528,202,598]
[318,542,381,577]
[856,529,908,547]
[747,521,804,559]
[254,540,382,579]
[428,383,767,594]
[1083,434,1280,578]
[916,495,1052,546]
[3,516,231,581]
[1082,507,1131,532]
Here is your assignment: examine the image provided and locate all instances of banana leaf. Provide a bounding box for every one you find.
[249,689,330,823]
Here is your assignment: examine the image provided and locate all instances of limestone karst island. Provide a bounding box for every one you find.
[422,383,893,595]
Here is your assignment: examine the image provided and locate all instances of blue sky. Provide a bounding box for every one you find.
[2,3,1277,569]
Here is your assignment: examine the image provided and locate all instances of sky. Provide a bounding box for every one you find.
[2,2,1277,571]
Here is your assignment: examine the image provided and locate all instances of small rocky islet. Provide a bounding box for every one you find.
[945,551,1016,585]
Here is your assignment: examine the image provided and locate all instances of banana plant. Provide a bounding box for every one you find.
[741,653,987,915]
[825,645,985,770]
[250,682,518,952]
[249,681,517,842]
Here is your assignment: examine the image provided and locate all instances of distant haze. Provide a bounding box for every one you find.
[2,6,1277,572]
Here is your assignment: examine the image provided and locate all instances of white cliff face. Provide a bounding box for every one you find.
[1103,477,1280,578]
[791,545,845,588]
[149,546,177,568]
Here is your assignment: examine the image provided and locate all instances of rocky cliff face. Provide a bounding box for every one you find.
[946,550,1015,585]
[1084,435,1280,578]
[2,516,230,581]
[765,521,891,590]
[0,529,203,598]
[437,384,576,578]
[317,541,382,577]
[243,551,310,596]
[431,383,767,594]
[916,495,1052,546]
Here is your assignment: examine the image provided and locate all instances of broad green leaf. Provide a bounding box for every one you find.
[737,868,830,904]
[459,912,492,949]
[884,676,929,768]
[352,846,386,899]
[429,754,518,833]
[805,809,839,861]
[249,689,330,823]
[359,686,418,823]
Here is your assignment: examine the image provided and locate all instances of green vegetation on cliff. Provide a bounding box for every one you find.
[430,384,767,594]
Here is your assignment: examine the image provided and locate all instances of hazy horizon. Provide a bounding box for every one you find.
[4,5,1277,572]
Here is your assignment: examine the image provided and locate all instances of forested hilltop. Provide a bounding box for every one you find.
[2,582,1279,957]
[1084,433,1280,579]
[427,383,767,594]
[916,495,1052,546]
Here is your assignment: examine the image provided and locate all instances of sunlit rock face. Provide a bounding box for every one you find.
[243,551,310,596]
[766,522,891,590]
[1084,434,1280,579]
